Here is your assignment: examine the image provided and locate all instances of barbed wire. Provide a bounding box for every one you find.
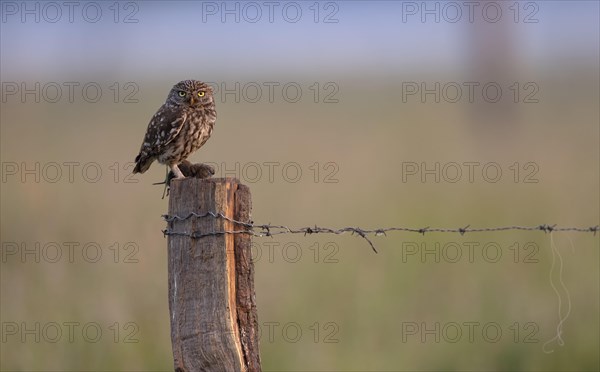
[162,211,599,253]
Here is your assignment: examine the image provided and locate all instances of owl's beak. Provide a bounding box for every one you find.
[190,97,195,105]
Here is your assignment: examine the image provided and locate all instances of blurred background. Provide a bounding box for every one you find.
[1,1,598,370]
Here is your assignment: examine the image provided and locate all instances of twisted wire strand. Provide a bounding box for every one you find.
[162,212,599,253]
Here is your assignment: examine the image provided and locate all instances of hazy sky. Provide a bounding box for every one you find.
[1,1,598,80]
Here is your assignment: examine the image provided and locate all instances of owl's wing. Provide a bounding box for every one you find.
[142,104,187,155]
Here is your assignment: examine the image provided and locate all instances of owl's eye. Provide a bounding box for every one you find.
[197,91,205,97]
[178,91,186,97]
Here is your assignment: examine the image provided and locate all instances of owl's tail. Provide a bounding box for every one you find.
[133,153,156,174]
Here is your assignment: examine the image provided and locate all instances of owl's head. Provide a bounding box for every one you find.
[168,80,214,108]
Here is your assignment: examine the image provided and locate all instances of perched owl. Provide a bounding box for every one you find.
[133,80,216,179]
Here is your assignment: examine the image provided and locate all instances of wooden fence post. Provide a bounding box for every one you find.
[166,177,261,372]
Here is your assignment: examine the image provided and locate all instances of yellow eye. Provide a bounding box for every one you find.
[178,91,186,97]
[197,91,205,97]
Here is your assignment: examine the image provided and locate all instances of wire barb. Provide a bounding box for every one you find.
[162,212,599,253]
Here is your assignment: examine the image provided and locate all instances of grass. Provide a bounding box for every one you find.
[1,76,598,371]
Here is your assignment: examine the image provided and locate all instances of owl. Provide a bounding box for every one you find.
[133,80,216,180]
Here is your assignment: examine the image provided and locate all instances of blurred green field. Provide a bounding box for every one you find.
[1,74,598,371]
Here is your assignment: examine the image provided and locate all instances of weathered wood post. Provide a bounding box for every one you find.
[166,177,261,372]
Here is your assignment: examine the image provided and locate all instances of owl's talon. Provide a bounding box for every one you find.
[170,164,186,179]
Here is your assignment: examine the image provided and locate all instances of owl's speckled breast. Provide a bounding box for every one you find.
[157,107,215,165]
